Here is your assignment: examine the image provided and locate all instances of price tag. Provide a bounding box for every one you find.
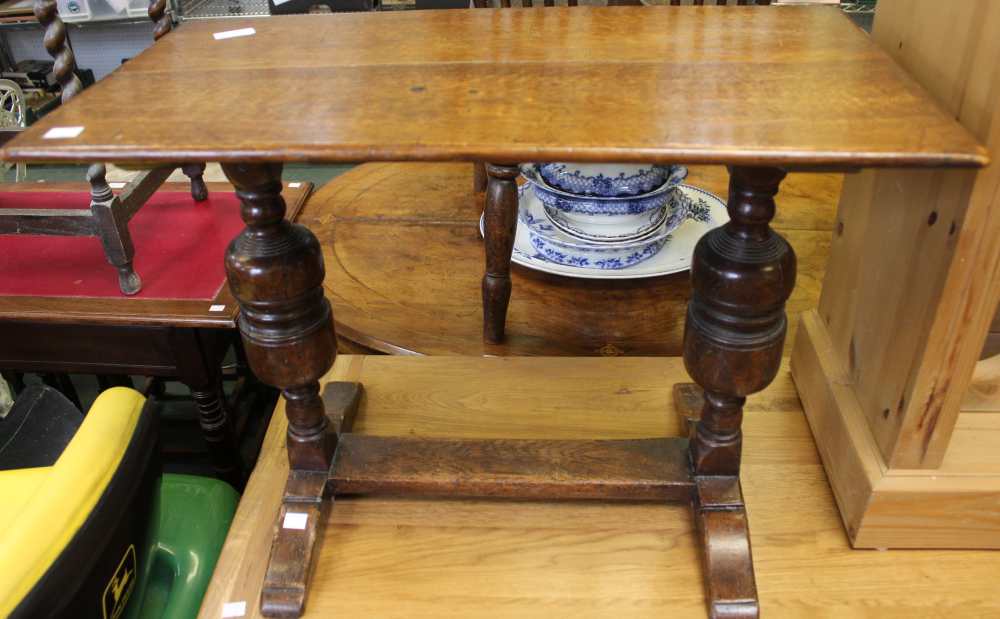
[283,512,308,530]
[43,126,84,139]
[213,27,256,40]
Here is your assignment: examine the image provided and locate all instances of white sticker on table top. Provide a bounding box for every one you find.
[273,0,295,6]
[288,182,302,188]
[209,304,226,312]
[283,512,309,530]
[109,181,127,189]
[221,601,246,618]
[213,27,256,40]
[43,126,84,139]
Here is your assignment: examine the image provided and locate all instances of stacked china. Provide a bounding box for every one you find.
[518,163,689,270]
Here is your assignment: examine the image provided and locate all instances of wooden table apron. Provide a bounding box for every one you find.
[0,7,986,619]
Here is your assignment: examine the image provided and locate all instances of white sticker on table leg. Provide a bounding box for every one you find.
[283,511,309,530]
[43,126,84,139]
[109,181,127,189]
[222,600,246,617]
[288,182,302,188]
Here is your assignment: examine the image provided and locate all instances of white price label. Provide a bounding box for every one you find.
[213,27,256,40]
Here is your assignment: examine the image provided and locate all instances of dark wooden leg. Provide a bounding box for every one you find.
[481,162,519,344]
[182,162,209,202]
[171,328,243,488]
[88,164,141,295]
[681,165,794,618]
[221,161,339,617]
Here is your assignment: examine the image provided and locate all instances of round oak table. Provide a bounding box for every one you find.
[298,162,840,357]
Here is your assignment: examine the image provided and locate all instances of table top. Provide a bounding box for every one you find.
[1,7,987,169]
[199,354,1000,618]
[0,181,311,328]
[308,162,839,356]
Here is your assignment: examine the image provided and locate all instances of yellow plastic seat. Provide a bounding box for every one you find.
[0,387,146,618]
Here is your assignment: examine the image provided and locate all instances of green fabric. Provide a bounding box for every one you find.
[126,474,238,619]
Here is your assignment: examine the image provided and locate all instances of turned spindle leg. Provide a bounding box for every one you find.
[88,163,142,295]
[681,166,795,618]
[222,162,338,617]
[481,162,519,343]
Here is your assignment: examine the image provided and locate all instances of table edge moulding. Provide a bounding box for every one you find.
[0,5,988,619]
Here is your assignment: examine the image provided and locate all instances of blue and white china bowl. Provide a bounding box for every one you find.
[521,163,688,242]
[519,185,688,270]
[539,163,676,197]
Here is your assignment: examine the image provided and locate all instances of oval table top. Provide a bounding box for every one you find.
[298,162,840,356]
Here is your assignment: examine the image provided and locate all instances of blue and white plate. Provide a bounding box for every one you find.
[479,183,727,279]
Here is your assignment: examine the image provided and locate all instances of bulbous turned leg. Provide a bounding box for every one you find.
[182,162,209,202]
[481,162,519,344]
[681,166,795,619]
[88,163,142,295]
[684,166,795,476]
[221,162,337,472]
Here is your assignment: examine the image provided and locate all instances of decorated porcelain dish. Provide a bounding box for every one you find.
[479,183,728,280]
[516,185,691,270]
[543,203,668,243]
[520,163,687,213]
[538,163,680,197]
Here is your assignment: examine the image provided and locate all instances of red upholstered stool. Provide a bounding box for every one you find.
[0,181,313,487]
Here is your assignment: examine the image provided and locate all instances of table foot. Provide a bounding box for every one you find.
[261,381,362,618]
[694,477,759,619]
[182,162,209,202]
[261,471,327,618]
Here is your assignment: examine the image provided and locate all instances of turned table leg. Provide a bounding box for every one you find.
[88,163,142,295]
[681,166,795,618]
[170,328,242,488]
[481,162,519,343]
[222,162,338,616]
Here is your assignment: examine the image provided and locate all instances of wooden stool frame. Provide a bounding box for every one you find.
[0,0,208,296]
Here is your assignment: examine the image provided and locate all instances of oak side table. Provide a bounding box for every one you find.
[1,6,986,618]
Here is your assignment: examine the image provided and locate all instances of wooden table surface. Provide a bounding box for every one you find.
[0,181,311,328]
[1,7,986,168]
[200,354,1000,618]
[305,163,841,356]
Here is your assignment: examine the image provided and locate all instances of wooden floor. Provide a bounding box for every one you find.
[199,355,1000,619]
